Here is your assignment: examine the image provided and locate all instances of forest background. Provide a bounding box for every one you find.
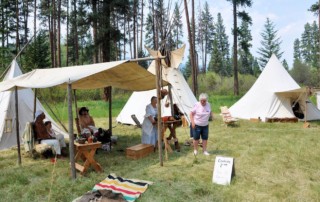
[0,0,319,101]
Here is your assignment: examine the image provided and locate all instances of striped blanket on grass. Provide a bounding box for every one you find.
[93,173,153,202]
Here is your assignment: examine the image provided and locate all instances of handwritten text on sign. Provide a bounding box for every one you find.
[212,156,234,185]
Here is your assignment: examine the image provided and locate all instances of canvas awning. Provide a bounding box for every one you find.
[0,60,168,91]
[275,87,309,98]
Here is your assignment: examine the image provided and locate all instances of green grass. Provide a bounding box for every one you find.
[1,96,320,201]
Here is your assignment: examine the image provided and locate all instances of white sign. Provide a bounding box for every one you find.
[212,156,234,185]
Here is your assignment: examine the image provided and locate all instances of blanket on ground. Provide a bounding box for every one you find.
[93,173,153,202]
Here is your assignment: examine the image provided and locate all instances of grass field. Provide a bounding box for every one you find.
[1,96,320,202]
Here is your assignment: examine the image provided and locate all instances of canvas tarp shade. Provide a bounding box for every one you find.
[0,60,168,91]
[0,60,68,150]
[229,54,320,121]
[0,57,167,176]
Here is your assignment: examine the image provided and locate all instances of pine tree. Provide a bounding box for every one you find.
[238,20,253,74]
[257,18,283,69]
[282,59,289,70]
[196,1,214,73]
[171,2,183,49]
[226,0,252,95]
[208,13,231,76]
[293,38,301,61]
[24,30,51,70]
[300,22,313,65]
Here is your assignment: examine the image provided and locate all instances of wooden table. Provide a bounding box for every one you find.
[74,142,102,175]
[161,120,182,154]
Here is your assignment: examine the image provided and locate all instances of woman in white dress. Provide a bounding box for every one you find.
[141,96,158,146]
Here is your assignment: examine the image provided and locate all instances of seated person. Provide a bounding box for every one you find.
[78,107,111,143]
[34,110,64,156]
[292,102,304,119]
[44,120,66,150]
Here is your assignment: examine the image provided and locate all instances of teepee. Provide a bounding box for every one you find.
[229,54,320,121]
[116,45,197,125]
[0,60,68,150]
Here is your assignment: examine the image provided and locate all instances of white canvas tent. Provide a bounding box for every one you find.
[229,54,320,121]
[0,60,68,150]
[116,45,197,125]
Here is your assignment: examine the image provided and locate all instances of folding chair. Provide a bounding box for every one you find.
[220,106,239,127]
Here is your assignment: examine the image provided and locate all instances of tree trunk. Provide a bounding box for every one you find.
[57,0,61,67]
[133,0,137,58]
[184,0,196,95]
[140,0,144,52]
[151,0,157,49]
[73,0,79,65]
[34,0,36,39]
[191,0,197,95]
[15,0,19,54]
[233,2,239,95]
[23,1,29,45]
[92,0,98,63]
[101,1,110,62]
[128,19,132,59]
[66,0,69,66]
[123,15,127,60]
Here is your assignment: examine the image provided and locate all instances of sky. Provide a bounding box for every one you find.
[185,0,317,68]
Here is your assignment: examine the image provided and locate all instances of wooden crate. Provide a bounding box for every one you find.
[250,118,261,123]
[126,144,154,160]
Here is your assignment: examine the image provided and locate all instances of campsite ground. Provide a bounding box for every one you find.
[1,114,320,201]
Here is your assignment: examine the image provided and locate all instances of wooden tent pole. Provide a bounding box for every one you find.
[73,90,79,120]
[15,86,21,165]
[33,89,37,120]
[109,86,112,136]
[168,84,174,116]
[68,83,76,179]
[155,57,163,166]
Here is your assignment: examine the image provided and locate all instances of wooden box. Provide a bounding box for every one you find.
[126,144,154,160]
[250,118,261,123]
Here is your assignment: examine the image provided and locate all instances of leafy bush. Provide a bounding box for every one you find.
[187,72,256,95]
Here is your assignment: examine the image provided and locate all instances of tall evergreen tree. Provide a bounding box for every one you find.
[293,38,301,62]
[196,1,214,73]
[299,21,320,71]
[282,59,289,70]
[24,30,51,70]
[0,1,16,69]
[257,18,283,69]
[238,20,253,74]
[171,2,183,49]
[208,13,230,76]
[226,0,252,95]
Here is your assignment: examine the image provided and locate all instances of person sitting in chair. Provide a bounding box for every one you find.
[78,107,111,143]
[292,102,304,119]
[34,110,64,156]
[44,120,66,152]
